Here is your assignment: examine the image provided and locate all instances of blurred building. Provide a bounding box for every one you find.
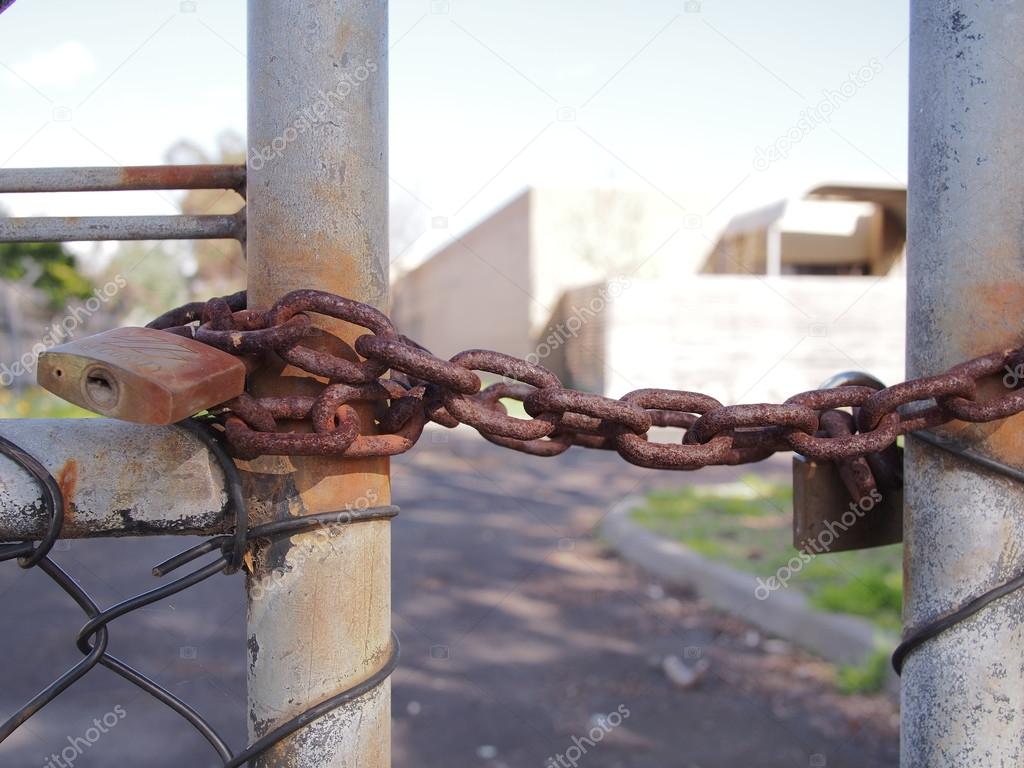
[391,183,908,402]
[700,184,906,277]
[545,274,906,403]
[390,187,695,359]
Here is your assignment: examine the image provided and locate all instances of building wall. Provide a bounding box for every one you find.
[390,191,533,359]
[532,282,614,394]
[391,187,703,358]
[708,229,768,275]
[602,274,906,403]
[701,199,904,277]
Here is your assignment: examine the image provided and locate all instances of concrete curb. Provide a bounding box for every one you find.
[603,495,899,692]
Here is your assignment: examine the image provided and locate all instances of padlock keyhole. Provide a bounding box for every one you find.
[85,370,118,408]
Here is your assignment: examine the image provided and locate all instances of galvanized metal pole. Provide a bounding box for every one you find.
[245,1,390,766]
[0,213,243,243]
[0,419,230,539]
[904,2,1024,764]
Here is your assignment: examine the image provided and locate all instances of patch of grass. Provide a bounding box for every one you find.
[635,478,789,561]
[630,476,903,632]
[0,387,95,419]
[811,568,902,629]
[836,649,890,694]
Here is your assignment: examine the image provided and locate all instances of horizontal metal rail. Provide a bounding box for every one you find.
[0,164,245,194]
[0,419,229,540]
[0,212,245,242]
[0,164,246,243]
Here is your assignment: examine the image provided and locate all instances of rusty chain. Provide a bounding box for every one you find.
[147,288,1024,501]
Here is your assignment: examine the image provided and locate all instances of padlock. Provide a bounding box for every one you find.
[792,454,903,554]
[37,327,246,425]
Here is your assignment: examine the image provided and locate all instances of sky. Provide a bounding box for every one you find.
[0,0,909,275]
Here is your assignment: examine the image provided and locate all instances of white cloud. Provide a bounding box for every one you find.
[6,41,97,88]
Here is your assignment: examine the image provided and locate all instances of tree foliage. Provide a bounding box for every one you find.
[0,238,92,309]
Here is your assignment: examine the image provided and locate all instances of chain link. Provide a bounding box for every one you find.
[148,289,1024,480]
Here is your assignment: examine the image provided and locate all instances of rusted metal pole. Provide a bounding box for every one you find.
[0,165,245,194]
[903,2,1024,764]
[0,419,229,539]
[0,165,246,243]
[245,1,390,766]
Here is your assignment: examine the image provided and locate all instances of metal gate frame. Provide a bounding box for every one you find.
[2,2,1024,767]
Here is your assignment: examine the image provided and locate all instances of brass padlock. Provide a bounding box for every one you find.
[37,327,246,424]
[792,454,903,554]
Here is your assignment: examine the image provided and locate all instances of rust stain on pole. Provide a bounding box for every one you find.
[245,0,391,765]
[118,164,245,194]
[56,459,77,525]
[0,164,245,194]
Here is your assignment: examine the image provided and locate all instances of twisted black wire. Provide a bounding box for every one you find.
[0,423,400,765]
[892,430,1024,673]
[0,433,63,568]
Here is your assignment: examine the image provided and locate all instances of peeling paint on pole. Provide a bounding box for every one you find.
[0,419,229,539]
[905,2,1024,764]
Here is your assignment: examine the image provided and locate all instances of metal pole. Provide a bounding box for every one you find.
[0,213,244,243]
[0,165,245,194]
[245,1,390,766]
[904,2,1024,764]
[0,419,229,539]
